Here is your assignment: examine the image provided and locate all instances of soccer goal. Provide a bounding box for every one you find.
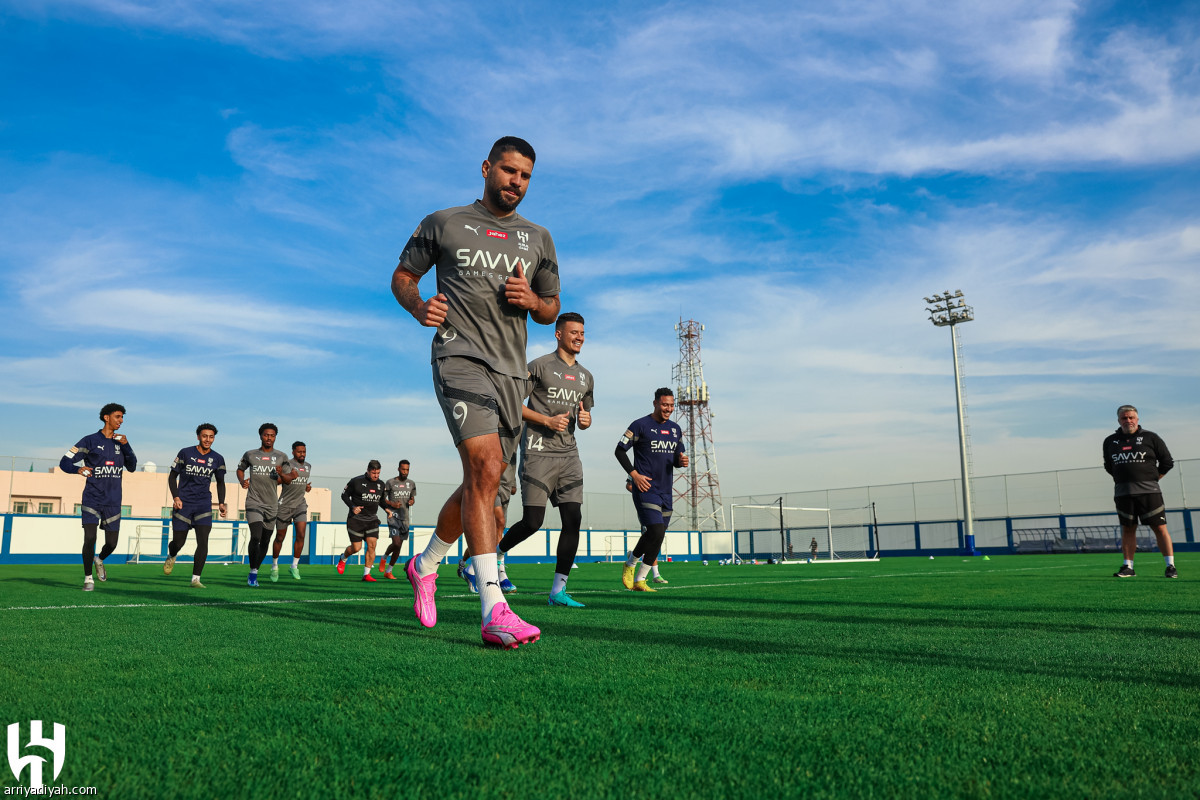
[127,522,248,565]
[729,503,878,563]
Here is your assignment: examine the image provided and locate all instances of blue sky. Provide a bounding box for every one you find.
[2,0,1198,498]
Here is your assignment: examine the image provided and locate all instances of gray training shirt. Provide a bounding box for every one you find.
[522,352,594,456]
[398,200,560,379]
[279,459,312,512]
[237,448,284,512]
[384,477,417,525]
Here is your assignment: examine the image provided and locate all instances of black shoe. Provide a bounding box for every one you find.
[1113,565,1136,578]
[1165,564,1178,579]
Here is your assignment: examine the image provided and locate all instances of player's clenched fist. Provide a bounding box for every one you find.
[415,293,449,328]
[504,263,538,311]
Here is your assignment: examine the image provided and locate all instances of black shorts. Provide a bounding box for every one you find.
[1115,493,1167,527]
[347,524,380,543]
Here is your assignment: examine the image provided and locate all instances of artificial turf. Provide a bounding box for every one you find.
[0,554,1196,799]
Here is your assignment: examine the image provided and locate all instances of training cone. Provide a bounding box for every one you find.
[982,555,990,561]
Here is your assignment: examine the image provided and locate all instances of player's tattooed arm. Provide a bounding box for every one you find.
[391,266,448,328]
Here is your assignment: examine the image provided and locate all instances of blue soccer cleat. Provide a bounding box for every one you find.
[548,589,585,608]
[499,578,517,594]
[458,563,479,594]
[248,572,259,587]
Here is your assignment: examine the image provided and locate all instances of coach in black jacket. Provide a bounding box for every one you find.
[1103,405,1177,579]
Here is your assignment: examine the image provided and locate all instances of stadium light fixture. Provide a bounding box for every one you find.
[924,290,979,556]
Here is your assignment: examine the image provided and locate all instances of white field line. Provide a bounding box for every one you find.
[1,563,1077,613]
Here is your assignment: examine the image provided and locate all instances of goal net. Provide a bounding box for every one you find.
[729,504,877,563]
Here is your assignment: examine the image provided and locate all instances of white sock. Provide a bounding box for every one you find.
[473,553,503,620]
[191,576,201,584]
[292,557,300,568]
[551,573,568,595]
[636,563,651,582]
[1124,559,1134,568]
[651,564,662,578]
[272,557,279,567]
[415,535,454,577]
[497,557,509,581]
[625,553,638,568]
[364,565,371,576]
[84,575,94,583]
[1166,555,1175,566]
[94,556,103,565]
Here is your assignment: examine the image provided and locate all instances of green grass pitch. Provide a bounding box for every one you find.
[1,554,1197,799]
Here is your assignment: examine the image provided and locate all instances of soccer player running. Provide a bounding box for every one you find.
[236,423,286,587]
[272,441,313,581]
[337,460,387,582]
[615,388,688,592]
[497,312,594,608]
[60,403,137,591]
[391,135,560,648]
[381,460,417,580]
[1104,405,1178,578]
[165,424,228,588]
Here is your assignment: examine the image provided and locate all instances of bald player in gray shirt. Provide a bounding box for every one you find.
[391,135,560,649]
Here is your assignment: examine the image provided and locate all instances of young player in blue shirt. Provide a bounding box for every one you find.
[60,402,138,591]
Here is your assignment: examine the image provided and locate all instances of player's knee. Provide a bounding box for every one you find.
[462,440,504,486]
[558,503,582,529]
[522,505,547,532]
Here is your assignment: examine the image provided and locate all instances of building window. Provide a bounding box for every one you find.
[310,512,321,521]
[162,507,174,519]
[121,505,131,517]
[12,501,29,514]
[38,503,53,514]
[238,510,246,521]
[74,504,83,515]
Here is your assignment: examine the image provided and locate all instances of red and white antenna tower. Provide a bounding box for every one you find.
[671,319,725,531]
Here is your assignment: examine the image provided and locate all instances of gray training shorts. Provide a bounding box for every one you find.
[433,356,527,465]
[246,507,278,527]
[520,452,584,507]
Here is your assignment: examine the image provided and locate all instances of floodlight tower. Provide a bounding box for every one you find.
[671,319,725,532]
[924,290,979,556]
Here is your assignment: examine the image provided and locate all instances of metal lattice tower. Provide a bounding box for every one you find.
[671,319,725,531]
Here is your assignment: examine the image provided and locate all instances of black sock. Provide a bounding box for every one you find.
[555,503,582,575]
[82,524,99,576]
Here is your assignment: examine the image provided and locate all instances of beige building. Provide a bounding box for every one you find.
[1,466,332,522]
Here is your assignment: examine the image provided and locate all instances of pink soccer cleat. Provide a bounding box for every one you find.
[481,602,541,649]
[405,556,438,628]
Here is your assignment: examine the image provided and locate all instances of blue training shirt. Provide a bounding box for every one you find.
[171,447,227,506]
[60,431,137,508]
[617,414,685,509]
